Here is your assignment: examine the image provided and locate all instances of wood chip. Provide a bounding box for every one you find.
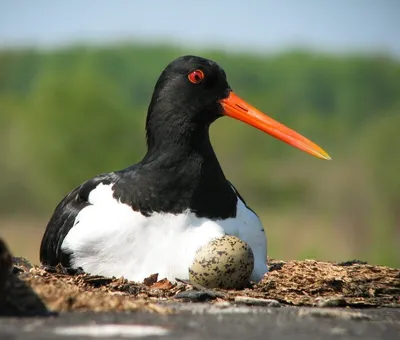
[143,273,159,286]
[150,278,174,290]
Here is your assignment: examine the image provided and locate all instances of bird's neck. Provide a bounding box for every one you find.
[143,123,222,174]
[139,123,237,219]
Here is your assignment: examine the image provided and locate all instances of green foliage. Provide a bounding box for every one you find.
[1,44,399,266]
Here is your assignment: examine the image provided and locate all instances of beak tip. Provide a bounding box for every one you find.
[321,153,332,161]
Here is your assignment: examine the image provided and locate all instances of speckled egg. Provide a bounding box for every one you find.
[189,235,254,289]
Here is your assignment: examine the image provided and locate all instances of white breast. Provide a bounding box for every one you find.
[62,183,268,283]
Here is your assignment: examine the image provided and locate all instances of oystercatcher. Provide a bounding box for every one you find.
[40,56,330,282]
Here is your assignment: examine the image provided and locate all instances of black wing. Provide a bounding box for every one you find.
[39,173,119,267]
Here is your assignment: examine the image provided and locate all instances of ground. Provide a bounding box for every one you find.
[0,238,399,339]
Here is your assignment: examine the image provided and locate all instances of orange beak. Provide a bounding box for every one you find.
[220,92,331,160]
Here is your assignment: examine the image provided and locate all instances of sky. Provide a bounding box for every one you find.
[1,0,399,56]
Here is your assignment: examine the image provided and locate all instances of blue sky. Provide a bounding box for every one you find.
[1,0,399,56]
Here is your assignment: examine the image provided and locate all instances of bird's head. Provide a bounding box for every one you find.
[146,55,331,160]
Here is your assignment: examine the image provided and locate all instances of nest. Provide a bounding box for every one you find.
[0,239,399,316]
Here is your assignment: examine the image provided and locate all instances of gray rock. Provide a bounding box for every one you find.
[298,308,372,320]
[315,297,347,307]
[234,296,281,307]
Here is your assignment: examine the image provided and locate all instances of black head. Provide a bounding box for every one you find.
[145,56,231,150]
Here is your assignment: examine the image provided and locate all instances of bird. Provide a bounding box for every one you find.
[40,55,330,283]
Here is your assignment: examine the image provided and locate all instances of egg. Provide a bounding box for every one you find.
[189,235,254,289]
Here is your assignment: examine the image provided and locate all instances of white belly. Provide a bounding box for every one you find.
[62,183,268,283]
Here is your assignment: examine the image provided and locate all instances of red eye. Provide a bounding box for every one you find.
[188,69,205,84]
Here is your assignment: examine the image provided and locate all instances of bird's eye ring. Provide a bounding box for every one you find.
[188,69,205,84]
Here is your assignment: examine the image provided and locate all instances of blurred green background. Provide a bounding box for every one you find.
[1,1,399,267]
